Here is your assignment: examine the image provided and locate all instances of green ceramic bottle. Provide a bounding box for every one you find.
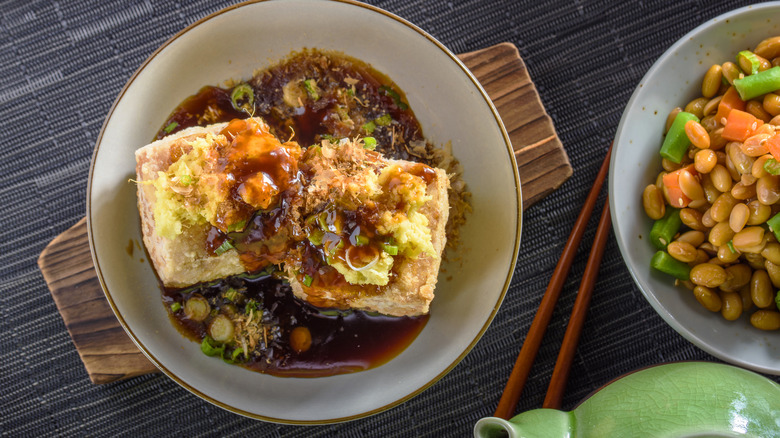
[475,362,780,438]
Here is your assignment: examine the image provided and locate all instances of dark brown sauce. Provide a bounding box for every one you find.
[157,50,436,377]
[163,273,427,377]
[155,50,433,164]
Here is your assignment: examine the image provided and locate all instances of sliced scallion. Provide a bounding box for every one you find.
[354,235,369,246]
[303,274,313,287]
[215,239,235,256]
[727,241,736,254]
[382,243,399,256]
[163,121,178,134]
[379,85,409,110]
[170,302,182,313]
[363,137,377,150]
[179,174,192,185]
[201,336,224,357]
[375,114,392,126]
[308,229,324,246]
[363,121,376,134]
[304,79,320,101]
[764,158,780,175]
[230,84,254,112]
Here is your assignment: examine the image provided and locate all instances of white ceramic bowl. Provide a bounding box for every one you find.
[88,0,521,424]
[611,3,780,376]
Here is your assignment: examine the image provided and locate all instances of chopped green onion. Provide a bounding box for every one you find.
[163,121,178,134]
[308,229,324,246]
[733,66,780,101]
[201,336,224,357]
[245,299,259,315]
[170,302,182,313]
[346,88,355,97]
[223,288,239,302]
[179,174,192,185]
[230,84,254,112]
[317,212,329,231]
[319,309,353,317]
[304,79,320,101]
[727,241,736,254]
[382,243,398,255]
[363,137,377,150]
[223,347,246,364]
[354,235,369,246]
[363,121,376,134]
[379,85,409,110]
[768,212,780,242]
[321,133,338,142]
[336,239,345,249]
[375,114,392,126]
[738,50,761,75]
[660,111,699,164]
[226,220,247,233]
[765,158,780,175]
[303,274,313,287]
[650,251,691,280]
[215,239,235,256]
[650,208,682,250]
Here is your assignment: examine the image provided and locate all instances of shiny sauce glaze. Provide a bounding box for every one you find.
[158,51,435,377]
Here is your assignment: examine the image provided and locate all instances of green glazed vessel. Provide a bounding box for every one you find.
[474,362,780,438]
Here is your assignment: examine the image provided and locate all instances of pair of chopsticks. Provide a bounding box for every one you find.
[494,145,613,418]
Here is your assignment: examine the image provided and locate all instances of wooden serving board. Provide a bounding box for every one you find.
[38,43,571,384]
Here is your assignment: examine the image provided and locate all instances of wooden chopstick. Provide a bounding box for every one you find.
[542,198,612,409]
[493,144,612,420]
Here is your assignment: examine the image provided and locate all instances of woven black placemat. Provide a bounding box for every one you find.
[1,0,776,436]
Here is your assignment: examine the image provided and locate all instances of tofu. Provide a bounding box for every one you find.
[135,120,449,316]
[135,123,245,287]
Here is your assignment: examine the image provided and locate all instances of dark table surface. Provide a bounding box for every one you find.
[2,0,778,436]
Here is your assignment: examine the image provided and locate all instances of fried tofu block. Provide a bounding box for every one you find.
[289,160,449,316]
[135,120,449,316]
[135,124,245,287]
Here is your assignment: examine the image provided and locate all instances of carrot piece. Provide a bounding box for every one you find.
[722,109,763,142]
[767,134,780,161]
[662,165,697,208]
[715,86,746,124]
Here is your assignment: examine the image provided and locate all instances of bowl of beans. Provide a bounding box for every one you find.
[611,3,780,375]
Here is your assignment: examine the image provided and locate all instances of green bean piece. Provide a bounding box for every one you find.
[733,66,780,101]
[660,111,699,163]
[651,251,691,280]
[650,208,682,250]
[738,50,760,75]
[768,212,780,242]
